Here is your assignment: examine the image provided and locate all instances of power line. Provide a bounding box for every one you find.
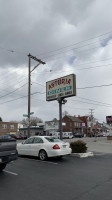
[36,30,112,57]
[0,83,28,99]
[77,96,112,106]
[40,38,112,61]
[0,30,111,59]
[77,83,112,89]
[70,99,112,108]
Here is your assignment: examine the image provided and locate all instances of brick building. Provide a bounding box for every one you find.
[62,115,84,133]
[78,116,88,134]
[0,121,18,136]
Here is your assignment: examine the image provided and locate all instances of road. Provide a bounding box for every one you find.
[1,152,112,200]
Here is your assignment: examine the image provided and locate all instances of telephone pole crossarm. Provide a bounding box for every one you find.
[28,54,46,65]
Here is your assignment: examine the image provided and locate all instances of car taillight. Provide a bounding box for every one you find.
[53,144,60,149]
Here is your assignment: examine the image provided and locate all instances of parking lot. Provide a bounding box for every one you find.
[1,150,112,200]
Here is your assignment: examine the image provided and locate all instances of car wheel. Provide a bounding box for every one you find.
[0,163,6,171]
[58,156,63,159]
[39,150,48,161]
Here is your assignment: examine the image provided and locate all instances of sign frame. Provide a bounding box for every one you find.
[46,74,76,101]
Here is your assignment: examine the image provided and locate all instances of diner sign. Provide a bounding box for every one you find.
[46,74,76,101]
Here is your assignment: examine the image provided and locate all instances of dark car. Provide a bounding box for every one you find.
[10,134,19,140]
[0,134,12,139]
[73,133,84,138]
[0,135,17,171]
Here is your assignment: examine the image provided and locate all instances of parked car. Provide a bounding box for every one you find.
[63,132,73,139]
[17,136,72,161]
[73,133,84,138]
[10,134,27,140]
[10,134,19,140]
[0,134,11,139]
[0,135,17,171]
[97,133,103,137]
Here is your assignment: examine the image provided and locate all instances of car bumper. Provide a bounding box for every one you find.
[0,153,18,164]
[47,148,72,157]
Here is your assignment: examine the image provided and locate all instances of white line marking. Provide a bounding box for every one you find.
[19,157,58,165]
[4,170,18,176]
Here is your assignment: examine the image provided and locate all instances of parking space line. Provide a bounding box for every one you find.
[19,157,58,165]
[4,170,18,176]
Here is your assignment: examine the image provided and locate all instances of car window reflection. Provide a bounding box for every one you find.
[24,137,34,144]
[33,137,43,144]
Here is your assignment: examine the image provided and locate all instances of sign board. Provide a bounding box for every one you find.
[23,114,28,117]
[23,112,34,117]
[30,112,34,115]
[62,122,66,126]
[80,123,85,127]
[46,74,76,101]
[106,116,112,124]
[45,121,59,131]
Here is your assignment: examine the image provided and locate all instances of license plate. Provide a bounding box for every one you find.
[62,145,66,148]
[0,158,2,163]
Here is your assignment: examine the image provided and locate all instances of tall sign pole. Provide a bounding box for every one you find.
[58,98,63,140]
[28,54,31,138]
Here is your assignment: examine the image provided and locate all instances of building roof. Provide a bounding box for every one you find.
[19,126,43,130]
[64,115,83,123]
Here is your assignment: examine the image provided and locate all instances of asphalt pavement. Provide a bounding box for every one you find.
[1,152,112,200]
[1,137,112,200]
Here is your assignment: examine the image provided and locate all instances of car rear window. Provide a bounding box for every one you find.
[45,137,61,143]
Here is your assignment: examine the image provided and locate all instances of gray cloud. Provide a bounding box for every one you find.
[0,0,112,123]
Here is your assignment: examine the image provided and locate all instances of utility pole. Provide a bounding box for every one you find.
[27,54,45,138]
[89,109,95,136]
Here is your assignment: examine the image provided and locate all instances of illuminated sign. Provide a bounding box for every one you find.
[106,116,112,124]
[46,74,76,101]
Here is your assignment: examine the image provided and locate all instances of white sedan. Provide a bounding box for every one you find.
[17,136,72,161]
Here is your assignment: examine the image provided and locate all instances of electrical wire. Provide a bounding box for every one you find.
[0,30,111,59]
[77,96,112,106]
[36,31,112,57]
[77,83,112,89]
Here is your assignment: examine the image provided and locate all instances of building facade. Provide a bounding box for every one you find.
[19,126,45,136]
[0,121,18,136]
[62,115,84,133]
[45,119,59,135]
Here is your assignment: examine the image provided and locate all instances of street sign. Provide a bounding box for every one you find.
[30,112,34,115]
[23,114,28,117]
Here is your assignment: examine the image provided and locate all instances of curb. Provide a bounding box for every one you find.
[71,152,94,158]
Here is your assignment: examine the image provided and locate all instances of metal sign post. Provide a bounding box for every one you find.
[58,98,63,140]
[58,98,67,140]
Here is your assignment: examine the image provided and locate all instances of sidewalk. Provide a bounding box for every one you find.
[66,137,112,154]
[86,137,112,154]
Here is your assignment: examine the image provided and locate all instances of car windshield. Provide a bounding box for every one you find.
[45,137,61,143]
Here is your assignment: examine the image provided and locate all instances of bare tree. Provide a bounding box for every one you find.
[62,110,69,117]
[21,116,43,127]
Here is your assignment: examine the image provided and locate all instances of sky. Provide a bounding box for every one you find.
[0,0,112,123]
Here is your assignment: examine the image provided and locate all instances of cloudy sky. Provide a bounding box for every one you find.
[0,0,112,123]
